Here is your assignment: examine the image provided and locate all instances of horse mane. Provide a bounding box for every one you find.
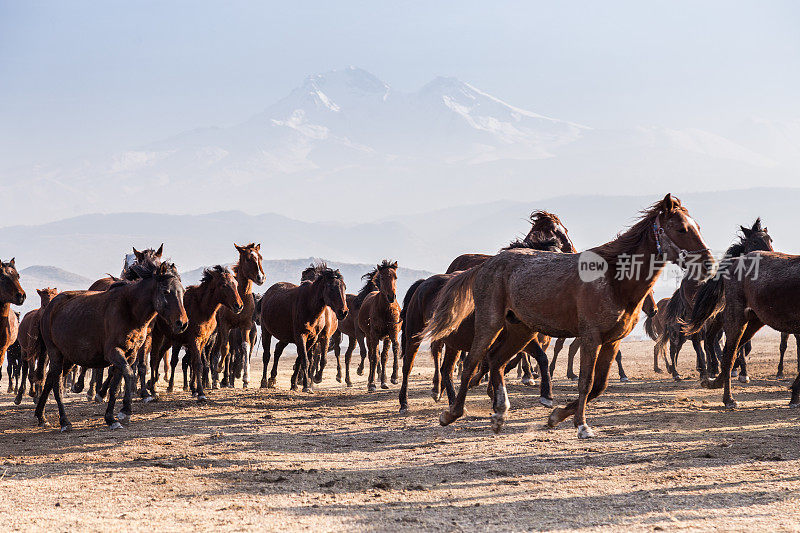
[355,268,380,307]
[502,237,560,251]
[110,261,180,290]
[200,264,231,285]
[122,247,161,281]
[530,210,565,232]
[593,198,688,261]
[725,218,764,258]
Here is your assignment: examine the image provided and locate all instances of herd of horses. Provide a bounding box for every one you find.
[2,193,800,439]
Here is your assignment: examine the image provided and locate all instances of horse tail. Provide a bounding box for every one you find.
[400,279,425,322]
[422,268,478,342]
[643,313,658,341]
[32,322,48,386]
[683,277,725,336]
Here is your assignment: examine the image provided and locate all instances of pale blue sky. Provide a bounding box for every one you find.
[1,1,799,167]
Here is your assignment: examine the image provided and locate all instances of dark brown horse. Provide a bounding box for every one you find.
[299,264,339,384]
[425,194,713,438]
[147,265,243,402]
[35,262,187,430]
[0,258,24,371]
[14,288,58,405]
[211,243,265,389]
[259,263,347,392]
[88,245,164,291]
[666,220,772,382]
[643,296,672,373]
[358,261,401,392]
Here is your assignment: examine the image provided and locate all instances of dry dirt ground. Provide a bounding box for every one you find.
[2,336,800,532]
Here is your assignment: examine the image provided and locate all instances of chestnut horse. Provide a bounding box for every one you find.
[399,239,565,413]
[425,194,713,438]
[259,263,347,392]
[358,260,401,392]
[14,288,58,405]
[35,262,187,431]
[0,258,24,369]
[211,243,265,389]
[299,264,338,385]
[147,265,243,402]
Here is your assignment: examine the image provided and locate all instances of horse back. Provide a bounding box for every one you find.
[446,253,490,274]
[260,282,301,342]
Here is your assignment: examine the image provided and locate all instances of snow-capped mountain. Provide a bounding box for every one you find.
[3,67,798,225]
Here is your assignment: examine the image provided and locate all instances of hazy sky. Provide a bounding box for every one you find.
[2,1,799,169]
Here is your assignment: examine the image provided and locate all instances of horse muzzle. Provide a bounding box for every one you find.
[14,292,25,306]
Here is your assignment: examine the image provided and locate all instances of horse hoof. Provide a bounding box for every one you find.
[356,366,364,376]
[267,378,276,389]
[789,401,800,408]
[620,376,630,383]
[60,424,72,433]
[116,412,129,422]
[730,370,739,378]
[367,384,376,393]
[777,373,785,380]
[700,379,711,389]
[391,377,398,385]
[38,419,49,428]
[290,385,298,391]
[109,422,123,430]
[242,382,249,389]
[547,408,564,428]
[303,387,313,394]
[738,375,750,384]
[197,394,207,403]
[539,397,553,408]
[439,410,460,426]
[93,395,103,404]
[654,367,663,374]
[521,377,534,387]
[381,383,389,390]
[672,375,682,382]
[142,396,155,404]
[13,397,21,406]
[490,413,506,433]
[568,375,578,382]
[71,384,83,394]
[577,424,595,439]
[336,376,342,383]
[345,380,352,388]
[260,379,269,388]
[724,399,739,409]
[398,405,408,415]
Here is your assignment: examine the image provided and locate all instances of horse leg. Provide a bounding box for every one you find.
[548,337,602,430]
[104,349,132,428]
[241,335,251,388]
[390,335,400,385]
[379,338,390,389]
[14,358,28,405]
[92,368,105,403]
[566,339,580,380]
[440,345,459,406]
[343,335,355,387]
[778,332,789,379]
[356,331,367,376]
[549,337,566,376]
[440,308,505,426]
[34,350,61,428]
[313,335,329,384]
[485,324,536,433]
[737,341,751,383]
[261,332,273,388]
[52,363,73,432]
[669,335,685,381]
[703,318,761,408]
[189,343,207,403]
[519,352,534,386]
[330,331,342,383]
[268,341,288,388]
[615,350,628,382]
[297,334,312,393]
[527,342,553,407]
[398,332,423,413]
[183,351,192,393]
[366,335,379,393]
[430,340,443,402]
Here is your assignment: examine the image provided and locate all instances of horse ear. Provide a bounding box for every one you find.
[133,247,143,261]
[37,289,45,296]
[255,243,261,252]
[234,243,243,253]
[661,194,678,212]
[763,226,769,234]
[155,243,164,258]
[741,225,752,237]
[8,258,15,268]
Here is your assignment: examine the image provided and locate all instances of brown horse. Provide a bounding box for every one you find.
[299,264,339,384]
[35,261,187,430]
[399,239,566,413]
[211,243,265,389]
[358,261,401,392]
[665,219,772,382]
[259,263,347,392]
[550,291,658,381]
[643,296,672,373]
[14,288,58,405]
[88,244,164,291]
[0,258,24,370]
[425,194,713,438]
[147,265,243,402]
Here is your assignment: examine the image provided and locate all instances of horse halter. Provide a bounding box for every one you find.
[652,215,709,263]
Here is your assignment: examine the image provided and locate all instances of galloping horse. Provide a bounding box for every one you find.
[667,219,772,381]
[15,288,58,405]
[399,239,564,414]
[425,194,713,438]
[211,243,265,389]
[36,262,187,431]
[358,261,401,392]
[147,265,243,402]
[299,264,339,384]
[259,263,347,392]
